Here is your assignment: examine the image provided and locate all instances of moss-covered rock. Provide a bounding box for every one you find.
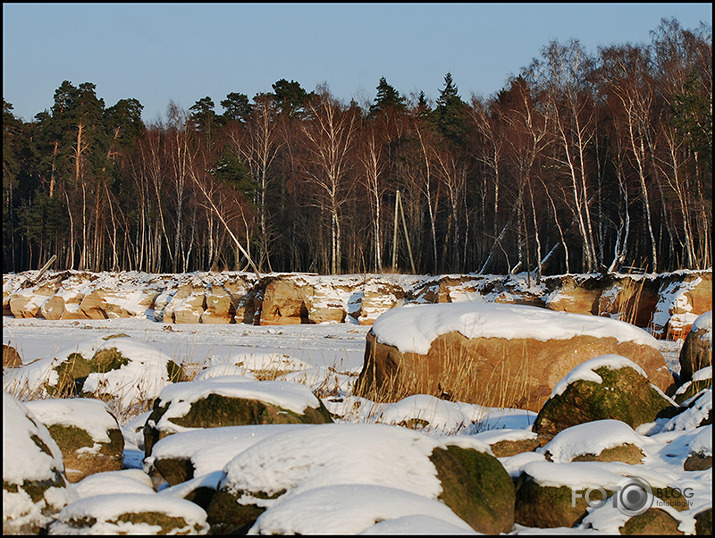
[569,443,645,464]
[48,494,209,534]
[695,507,712,535]
[674,366,712,405]
[619,507,684,535]
[429,445,515,534]
[206,488,277,534]
[3,393,73,535]
[514,473,609,528]
[143,380,333,457]
[49,348,129,397]
[534,359,675,438]
[26,398,125,483]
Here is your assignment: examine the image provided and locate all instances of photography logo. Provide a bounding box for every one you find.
[613,477,653,516]
[573,476,654,516]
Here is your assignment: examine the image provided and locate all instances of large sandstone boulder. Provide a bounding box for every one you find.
[679,311,712,384]
[3,392,73,535]
[143,379,334,457]
[26,398,124,483]
[533,355,676,438]
[48,494,209,535]
[260,277,311,325]
[355,303,674,411]
[205,423,513,534]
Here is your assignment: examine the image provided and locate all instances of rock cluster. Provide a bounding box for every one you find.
[3,270,711,333]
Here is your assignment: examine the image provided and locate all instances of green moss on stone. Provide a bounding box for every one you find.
[50,347,129,396]
[430,445,515,534]
[514,474,610,528]
[168,393,333,429]
[206,489,268,535]
[571,443,644,464]
[47,424,94,452]
[534,366,674,437]
[620,508,684,535]
[675,379,712,405]
[695,507,712,535]
[154,457,195,486]
[111,511,193,531]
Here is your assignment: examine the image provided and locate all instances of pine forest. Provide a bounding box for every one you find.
[3,19,712,278]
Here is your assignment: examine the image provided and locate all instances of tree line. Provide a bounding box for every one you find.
[3,18,711,278]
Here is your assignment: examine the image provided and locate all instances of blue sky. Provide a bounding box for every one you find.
[3,3,712,124]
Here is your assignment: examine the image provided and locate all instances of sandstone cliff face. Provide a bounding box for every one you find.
[2,270,711,338]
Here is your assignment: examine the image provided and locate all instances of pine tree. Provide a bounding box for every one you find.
[433,72,469,145]
[220,92,253,124]
[368,76,406,118]
[271,79,312,118]
[189,96,218,140]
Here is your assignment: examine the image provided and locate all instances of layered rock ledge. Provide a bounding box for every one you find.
[3,270,711,338]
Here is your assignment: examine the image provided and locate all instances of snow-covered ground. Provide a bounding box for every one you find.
[3,312,709,535]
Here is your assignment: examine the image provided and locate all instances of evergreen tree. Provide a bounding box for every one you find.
[220,92,253,124]
[270,79,312,117]
[189,96,218,140]
[672,70,712,174]
[368,76,406,118]
[432,72,469,145]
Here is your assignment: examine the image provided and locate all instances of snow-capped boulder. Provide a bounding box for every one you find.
[582,501,694,535]
[3,392,73,535]
[72,469,155,499]
[356,303,674,411]
[471,428,541,457]
[204,423,513,535]
[25,398,124,483]
[372,393,484,435]
[539,419,651,464]
[660,389,711,432]
[684,425,712,471]
[146,424,308,486]
[48,494,209,535]
[514,461,624,528]
[533,355,676,437]
[674,366,712,405]
[142,379,333,457]
[679,311,712,384]
[3,343,22,368]
[247,484,476,535]
[3,336,186,407]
